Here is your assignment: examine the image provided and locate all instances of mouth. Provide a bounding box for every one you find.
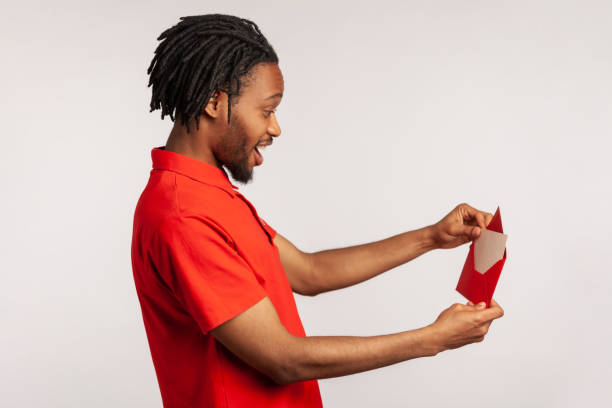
[257,139,273,148]
[252,139,272,166]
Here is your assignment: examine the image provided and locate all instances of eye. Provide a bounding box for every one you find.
[263,109,276,118]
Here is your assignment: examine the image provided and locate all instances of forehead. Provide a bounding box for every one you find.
[240,62,284,102]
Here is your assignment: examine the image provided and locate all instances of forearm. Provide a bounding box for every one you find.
[279,325,440,384]
[309,225,438,295]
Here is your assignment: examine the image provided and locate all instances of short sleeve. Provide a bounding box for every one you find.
[260,217,277,239]
[158,215,267,335]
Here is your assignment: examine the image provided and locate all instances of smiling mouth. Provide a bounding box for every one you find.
[252,139,272,166]
[253,146,263,165]
[257,139,273,148]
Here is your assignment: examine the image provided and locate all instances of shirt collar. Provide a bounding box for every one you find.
[151,146,239,197]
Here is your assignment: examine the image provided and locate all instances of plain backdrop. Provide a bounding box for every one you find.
[2,1,611,407]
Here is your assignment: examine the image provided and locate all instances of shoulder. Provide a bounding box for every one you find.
[134,172,234,245]
[173,174,236,216]
[158,210,234,250]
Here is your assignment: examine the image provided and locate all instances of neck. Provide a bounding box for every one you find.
[164,120,222,169]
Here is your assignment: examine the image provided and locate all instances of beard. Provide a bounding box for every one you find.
[217,113,256,184]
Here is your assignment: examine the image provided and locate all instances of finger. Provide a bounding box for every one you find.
[450,222,480,239]
[455,303,478,314]
[489,298,504,316]
[478,304,504,321]
[481,319,493,330]
[467,301,474,306]
[471,226,481,239]
[489,298,503,310]
[484,212,493,227]
[474,212,486,230]
[452,302,470,311]
[461,204,487,229]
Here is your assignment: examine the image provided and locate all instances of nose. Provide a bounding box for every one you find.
[268,113,281,138]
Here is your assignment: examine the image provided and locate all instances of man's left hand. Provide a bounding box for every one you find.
[429,203,493,249]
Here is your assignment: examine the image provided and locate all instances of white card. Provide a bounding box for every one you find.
[474,229,508,274]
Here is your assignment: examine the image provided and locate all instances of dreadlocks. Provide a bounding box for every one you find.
[147,14,279,132]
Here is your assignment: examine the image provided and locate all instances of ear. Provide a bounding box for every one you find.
[203,89,228,119]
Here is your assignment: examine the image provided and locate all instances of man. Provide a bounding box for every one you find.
[131,13,504,408]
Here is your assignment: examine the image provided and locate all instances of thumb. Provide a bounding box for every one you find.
[450,223,479,238]
[471,226,481,238]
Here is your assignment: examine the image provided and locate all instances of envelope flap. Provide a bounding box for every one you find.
[486,207,503,233]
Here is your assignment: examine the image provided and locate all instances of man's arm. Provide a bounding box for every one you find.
[273,233,317,296]
[273,227,436,296]
[308,226,438,295]
[210,296,504,385]
[274,203,493,296]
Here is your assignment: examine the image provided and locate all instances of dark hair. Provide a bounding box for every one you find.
[147,14,279,132]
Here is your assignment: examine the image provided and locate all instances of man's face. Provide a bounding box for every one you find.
[216,62,284,184]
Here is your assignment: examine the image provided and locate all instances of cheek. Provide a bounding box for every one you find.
[243,117,268,144]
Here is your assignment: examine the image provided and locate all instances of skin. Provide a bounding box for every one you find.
[166,62,283,183]
[164,62,505,385]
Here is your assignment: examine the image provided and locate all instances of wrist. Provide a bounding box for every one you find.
[421,225,440,252]
[421,324,444,356]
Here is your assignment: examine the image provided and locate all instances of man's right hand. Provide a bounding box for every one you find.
[428,299,504,352]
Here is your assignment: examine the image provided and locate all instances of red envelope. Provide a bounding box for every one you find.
[455,207,506,308]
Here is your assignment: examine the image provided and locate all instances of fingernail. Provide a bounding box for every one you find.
[477,302,486,308]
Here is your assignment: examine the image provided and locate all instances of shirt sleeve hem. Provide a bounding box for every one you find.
[201,289,268,335]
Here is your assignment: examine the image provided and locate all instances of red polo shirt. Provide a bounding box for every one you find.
[131,147,322,408]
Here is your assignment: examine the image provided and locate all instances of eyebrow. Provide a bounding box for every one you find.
[265,93,283,100]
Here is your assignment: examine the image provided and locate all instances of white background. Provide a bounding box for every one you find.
[2,1,611,406]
